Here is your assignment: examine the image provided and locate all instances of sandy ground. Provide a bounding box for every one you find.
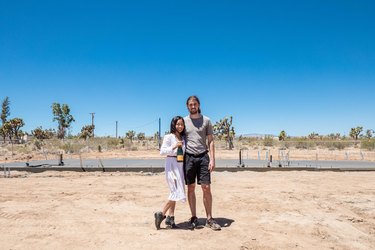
[1,170,374,249]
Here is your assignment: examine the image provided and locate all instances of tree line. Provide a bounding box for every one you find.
[278,127,374,141]
[1,96,373,151]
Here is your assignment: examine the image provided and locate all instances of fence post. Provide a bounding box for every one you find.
[58,153,64,166]
[238,149,244,167]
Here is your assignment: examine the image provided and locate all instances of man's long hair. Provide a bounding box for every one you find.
[186,95,201,114]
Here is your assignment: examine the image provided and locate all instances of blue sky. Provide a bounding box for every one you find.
[1,0,374,137]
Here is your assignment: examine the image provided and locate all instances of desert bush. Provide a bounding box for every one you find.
[279,141,289,149]
[361,139,375,151]
[214,140,228,150]
[107,138,120,147]
[33,139,44,150]
[61,142,85,154]
[325,141,346,150]
[295,140,316,149]
[263,137,273,147]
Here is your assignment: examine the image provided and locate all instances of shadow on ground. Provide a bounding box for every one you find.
[171,217,234,230]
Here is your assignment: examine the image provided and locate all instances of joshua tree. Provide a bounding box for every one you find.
[1,96,10,142]
[125,130,136,143]
[365,129,374,139]
[349,126,363,140]
[1,97,10,123]
[308,132,320,140]
[2,121,12,142]
[8,118,25,141]
[278,130,287,141]
[52,103,75,139]
[79,125,95,140]
[32,127,54,150]
[328,133,341,140]
[213,116,235,150]
[137,132,146,141]
[32,127,54,140]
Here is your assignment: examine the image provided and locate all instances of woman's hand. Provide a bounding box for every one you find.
[174,141,182,149]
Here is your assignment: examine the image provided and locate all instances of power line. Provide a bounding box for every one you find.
[128,118,159,131]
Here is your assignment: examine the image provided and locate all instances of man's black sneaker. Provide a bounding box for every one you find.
[165,216,178,229]
[205,218,221,231]
[188,216,199,230]
[154,212,165,230]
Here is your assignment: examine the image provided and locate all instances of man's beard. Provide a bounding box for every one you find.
[189,108,198,115]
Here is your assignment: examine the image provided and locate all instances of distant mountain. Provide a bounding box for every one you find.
[239,133,276,138]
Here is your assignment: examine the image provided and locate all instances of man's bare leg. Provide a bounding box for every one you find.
[201,184,212,219]
[187,183,196,217]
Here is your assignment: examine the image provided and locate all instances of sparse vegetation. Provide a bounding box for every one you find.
[361,138,375,151]
[0,100,374,162]
[263,136,274,147]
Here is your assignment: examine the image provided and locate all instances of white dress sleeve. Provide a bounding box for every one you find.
[160,134,176,156]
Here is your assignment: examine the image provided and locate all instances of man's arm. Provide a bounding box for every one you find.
[207,134,215,172]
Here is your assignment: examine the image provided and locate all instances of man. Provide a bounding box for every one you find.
[183,95,221,231]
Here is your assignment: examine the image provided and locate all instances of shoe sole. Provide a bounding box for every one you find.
[188,222,203,230]
[205,224,221,231]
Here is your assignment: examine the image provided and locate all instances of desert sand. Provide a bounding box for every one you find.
[1,170,374,249]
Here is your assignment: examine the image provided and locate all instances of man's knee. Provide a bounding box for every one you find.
[201,184,211,193]
[188,183,196,192]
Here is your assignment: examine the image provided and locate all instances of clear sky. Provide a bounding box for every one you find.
[1,0,374,137]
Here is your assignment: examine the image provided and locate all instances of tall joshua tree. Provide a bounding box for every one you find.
[1,97,10,142]
[349,126,363,140]
[52,103,75,139]
[213,116,235,150]
[279,130,287,141]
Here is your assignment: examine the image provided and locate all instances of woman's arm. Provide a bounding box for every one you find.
[160,134,176,155]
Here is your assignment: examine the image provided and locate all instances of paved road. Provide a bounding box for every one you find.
[2,158,375,169]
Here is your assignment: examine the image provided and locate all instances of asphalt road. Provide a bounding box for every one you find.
[2,158,375,170]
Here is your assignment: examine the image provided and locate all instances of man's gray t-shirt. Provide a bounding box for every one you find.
[184,115,213,155]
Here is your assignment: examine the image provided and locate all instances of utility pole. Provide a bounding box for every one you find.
[116,121,118,138]
[89,113,95,137]
[158,118,161,149]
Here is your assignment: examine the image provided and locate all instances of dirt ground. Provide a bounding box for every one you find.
[1,170,374,249]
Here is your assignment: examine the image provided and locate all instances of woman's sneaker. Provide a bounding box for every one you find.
[154,212,165,230]
[165,216,178,229]
[205,218,221,231]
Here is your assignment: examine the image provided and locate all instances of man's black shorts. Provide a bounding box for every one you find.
[184,151,210,185]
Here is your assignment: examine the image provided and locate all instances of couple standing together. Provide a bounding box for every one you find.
[154,95,221,231]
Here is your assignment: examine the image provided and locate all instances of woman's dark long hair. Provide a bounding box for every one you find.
[170,116,186,136]
[186,95,201,114]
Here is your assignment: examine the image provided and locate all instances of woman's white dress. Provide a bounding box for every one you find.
[160,134,186,202]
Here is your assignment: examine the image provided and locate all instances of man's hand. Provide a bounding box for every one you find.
[209,160,215,172]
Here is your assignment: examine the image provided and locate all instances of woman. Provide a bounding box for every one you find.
[154,116,186,230]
